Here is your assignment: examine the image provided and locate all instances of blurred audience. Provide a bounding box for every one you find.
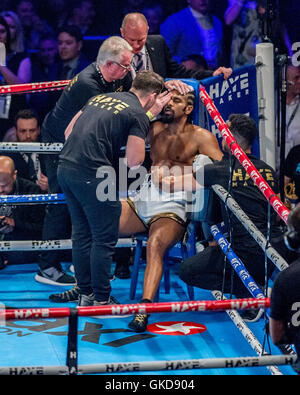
[160,0,224,69]
[14,0,54,51]
[142,2,164,34]
[57,25,90,80]
[0,15,29,140]
[2,108,48,192]
[224,0,261,69]
[27,34,61,121]
[1,10,25,53]
[0,155,45,271]
[181,53,209,73]
[63,0,96,35]
[284,65,300,158]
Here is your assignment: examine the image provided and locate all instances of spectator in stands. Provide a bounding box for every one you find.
[63,0,113,61]
[57,25,90,80]
[160,0,224,69]
[0,16,29,140]
[1,10,25,53]
[270,204,300,375]
[27,34,61,121]
[181,54,208,73]
[225,0,261,69]
[14,0,54,51]
[142,2,164,34]
[224,0,287,69]
[0,156,45,271]
[3,109,48,192]
[64,0,96,35]
[285,65,300,158]
[37,0,70,32]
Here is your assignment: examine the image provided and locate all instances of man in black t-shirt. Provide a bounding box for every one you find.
[270,204,300,374]
[57,70,169,306]
[175,114,293,321]
[36,36,134,286]
[285,145,300,205]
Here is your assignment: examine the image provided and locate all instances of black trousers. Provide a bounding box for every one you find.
[57,164,121,301]
[179,237,295,299]
[38,155,71,271]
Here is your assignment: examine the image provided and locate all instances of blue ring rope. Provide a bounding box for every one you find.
[0,193,66,204]
[210,224,265,300]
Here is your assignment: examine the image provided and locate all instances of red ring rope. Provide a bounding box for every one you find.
[0,80,70,95]
[199,85,290,224]
[1,298,270,320]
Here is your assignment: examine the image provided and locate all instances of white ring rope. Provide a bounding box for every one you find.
[0,354,297,375]
[212,291,283,375]
[0,142,63,153]
[0,238,143,251]
[212,184,289,272]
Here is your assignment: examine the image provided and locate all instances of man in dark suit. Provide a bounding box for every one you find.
[3,109,48,192]
[57,25,90,80]
[115,12,232,278]
[120,12,232,85]
[0,156,45,271]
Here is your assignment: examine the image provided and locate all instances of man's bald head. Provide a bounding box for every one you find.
[0,156,17,195]
[120,13,149,55]
[0,156,15,174]
[121,12,149,31]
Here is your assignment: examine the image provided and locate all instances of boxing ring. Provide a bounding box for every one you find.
[0,65,298,376]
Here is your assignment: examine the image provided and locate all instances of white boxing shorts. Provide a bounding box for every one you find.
[127,174,187,228]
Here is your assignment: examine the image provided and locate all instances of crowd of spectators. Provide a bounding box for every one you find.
[0,0,299,351]
[0,0,298,128]
[0,0,299,266]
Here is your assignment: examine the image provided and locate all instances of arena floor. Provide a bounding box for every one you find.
[0,261,296,376]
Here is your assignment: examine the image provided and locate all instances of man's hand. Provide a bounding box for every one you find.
[0,216,15,234]
[164,80,194,95]
[213,67,233,80]
[37,173,48,192]
[149,90,173,118]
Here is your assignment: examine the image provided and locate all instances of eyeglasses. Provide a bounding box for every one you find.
[111,61,132,71]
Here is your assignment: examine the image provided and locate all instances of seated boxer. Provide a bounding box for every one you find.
[119,88,223,332]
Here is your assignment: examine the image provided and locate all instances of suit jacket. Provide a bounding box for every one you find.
[3,152,47,181]
[123,34,213,87]
[160,7,223,68]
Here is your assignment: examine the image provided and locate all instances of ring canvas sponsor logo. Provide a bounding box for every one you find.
[0,318,207,346]
[147,321,207,336]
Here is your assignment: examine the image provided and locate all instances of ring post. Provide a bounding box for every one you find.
[255,42,276,169]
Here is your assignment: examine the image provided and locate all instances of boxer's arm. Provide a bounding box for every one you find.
[126,136,145,169]
[196,127,223,161]
[64,110,83,140]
